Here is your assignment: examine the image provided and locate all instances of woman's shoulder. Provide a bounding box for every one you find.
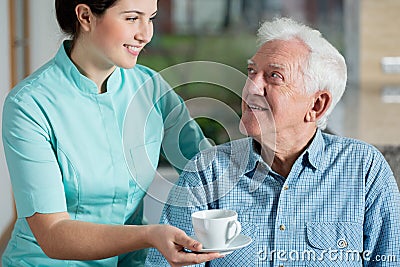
[6,59,58,103]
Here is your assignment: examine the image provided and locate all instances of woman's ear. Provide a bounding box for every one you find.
[75,4,93,32]
[305,90,332,122]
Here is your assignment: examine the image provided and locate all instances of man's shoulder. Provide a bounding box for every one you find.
[321,132,387,167]
[322,132,378,153]
[183,138,252,173]
[198,138,252,158]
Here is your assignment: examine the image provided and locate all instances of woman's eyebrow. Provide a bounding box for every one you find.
[121,10,157,16]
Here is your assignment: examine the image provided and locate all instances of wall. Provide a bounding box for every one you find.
[29,0,63,72]
[358,0,400,145]
[0,0,14,260]
[172,0,225,34]
[0,0,62,260]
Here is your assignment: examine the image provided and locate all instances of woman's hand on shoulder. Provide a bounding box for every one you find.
[146,224,223,267]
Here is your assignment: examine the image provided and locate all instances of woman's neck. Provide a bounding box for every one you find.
[70,39,115,93]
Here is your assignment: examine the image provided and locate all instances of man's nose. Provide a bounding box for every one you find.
[244,77,265,96]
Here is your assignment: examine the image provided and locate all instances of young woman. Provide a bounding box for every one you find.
[2,0,221,266]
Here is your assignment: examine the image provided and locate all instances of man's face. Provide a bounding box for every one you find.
[239,38,313,141]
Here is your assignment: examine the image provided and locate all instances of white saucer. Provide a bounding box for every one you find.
[190,234,252,255]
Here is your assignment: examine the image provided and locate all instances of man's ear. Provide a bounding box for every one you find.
[75,4,93,32]
[305,90,332,122]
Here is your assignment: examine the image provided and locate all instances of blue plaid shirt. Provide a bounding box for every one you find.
[145,130,400,266]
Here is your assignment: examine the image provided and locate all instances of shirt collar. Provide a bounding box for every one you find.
[54,40,122,95]
[242,129,326,177]
[303,129,326,170]
[242,138,264,176]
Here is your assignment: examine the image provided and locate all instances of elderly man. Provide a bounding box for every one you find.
[146,17,400,266]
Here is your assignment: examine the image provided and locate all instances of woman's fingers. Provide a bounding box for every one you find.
[168,228,224,266]
[150,225,224,266]
[173,231,202,251]
[168,250,222,267]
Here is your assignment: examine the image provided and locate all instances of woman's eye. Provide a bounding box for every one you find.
[126,17,138,22]
[149,16,157,22]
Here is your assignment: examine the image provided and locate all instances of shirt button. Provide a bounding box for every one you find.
[283,185,289,190]
[337,239,348,248]
[279,224,286,231]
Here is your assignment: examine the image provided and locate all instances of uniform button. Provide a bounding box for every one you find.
[279,224,286,231]
[283,185,289,190]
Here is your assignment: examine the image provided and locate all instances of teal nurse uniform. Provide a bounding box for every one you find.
[2,41,209,267]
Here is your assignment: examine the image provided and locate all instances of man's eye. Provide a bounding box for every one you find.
[271,72,282,79]
[247,68,256,75]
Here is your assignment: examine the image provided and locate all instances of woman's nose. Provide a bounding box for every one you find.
[135,21,153,43]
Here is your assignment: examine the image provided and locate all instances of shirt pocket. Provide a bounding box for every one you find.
[305,222,363,267]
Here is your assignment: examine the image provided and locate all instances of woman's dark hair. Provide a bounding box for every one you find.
[55,0,119,39]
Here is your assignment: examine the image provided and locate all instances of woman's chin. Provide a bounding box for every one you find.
[118,59,138,69]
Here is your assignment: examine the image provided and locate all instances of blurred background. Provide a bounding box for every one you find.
[1,0,399,259]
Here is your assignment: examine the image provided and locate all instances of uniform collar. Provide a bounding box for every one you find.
[54,40,122,95]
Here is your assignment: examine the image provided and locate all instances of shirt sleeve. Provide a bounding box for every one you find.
[2,96,67,218]
[155,75,211,173]
[363,150,400,266]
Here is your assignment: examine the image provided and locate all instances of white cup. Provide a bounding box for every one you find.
[192,209,242,249]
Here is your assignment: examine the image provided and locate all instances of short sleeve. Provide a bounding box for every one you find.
[2,96,67,218]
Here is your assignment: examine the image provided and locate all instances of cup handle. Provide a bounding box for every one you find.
[225,220,242,246]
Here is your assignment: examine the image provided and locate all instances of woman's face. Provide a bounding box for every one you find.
[84,0,157,69]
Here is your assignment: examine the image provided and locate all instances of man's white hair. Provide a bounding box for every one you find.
[257,17,347,130]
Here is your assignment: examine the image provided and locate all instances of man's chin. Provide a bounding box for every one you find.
[239,120,250,136]
[239,120,261,138]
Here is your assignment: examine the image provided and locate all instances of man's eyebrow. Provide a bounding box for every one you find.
[247,59,256,66]
[121,10,158,16]
[269,63,285,70]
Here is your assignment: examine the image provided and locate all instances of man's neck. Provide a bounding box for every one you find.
[258,127,317,178]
